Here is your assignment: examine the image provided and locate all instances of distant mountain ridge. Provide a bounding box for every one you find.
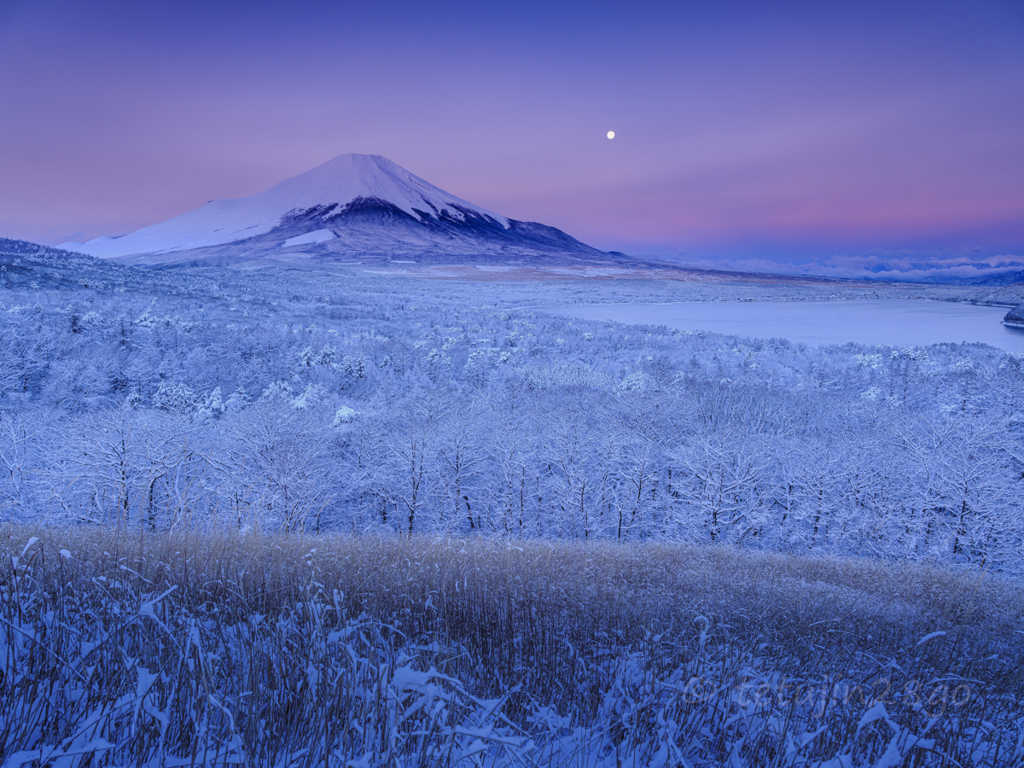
[59,154,628,267]
[673,254,1024,286]
[0,236,160,294]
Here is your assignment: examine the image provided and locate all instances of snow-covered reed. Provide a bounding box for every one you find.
[2,526,1022,766]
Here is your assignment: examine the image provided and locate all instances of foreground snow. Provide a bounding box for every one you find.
[2,530,1022,767]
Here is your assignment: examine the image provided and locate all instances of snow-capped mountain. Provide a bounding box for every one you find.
[60,154,624,266]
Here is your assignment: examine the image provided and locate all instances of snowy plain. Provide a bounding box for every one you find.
[2,239,1024,766]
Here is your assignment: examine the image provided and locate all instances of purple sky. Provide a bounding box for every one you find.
[1,0,1022,265]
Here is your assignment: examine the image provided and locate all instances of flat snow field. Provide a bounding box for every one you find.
[544,298,1024,351]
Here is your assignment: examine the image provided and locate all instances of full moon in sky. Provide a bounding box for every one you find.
[607,131,615,139]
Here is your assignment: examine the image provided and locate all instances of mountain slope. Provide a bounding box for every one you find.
[59,154,624,266]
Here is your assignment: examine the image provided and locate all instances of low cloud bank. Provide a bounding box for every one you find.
[673,253,1024,284]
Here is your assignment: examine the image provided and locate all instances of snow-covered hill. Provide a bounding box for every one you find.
[1005,304,1024,329]
[59,154,624,266]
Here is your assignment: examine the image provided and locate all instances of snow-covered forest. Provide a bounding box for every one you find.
[3,240,1024,766]
[6,243,1024,573]
[2,242,1023,573]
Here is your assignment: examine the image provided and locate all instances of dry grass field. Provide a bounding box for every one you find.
[2,526,1023,766]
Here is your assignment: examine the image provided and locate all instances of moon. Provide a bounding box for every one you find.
[607,131,615,139]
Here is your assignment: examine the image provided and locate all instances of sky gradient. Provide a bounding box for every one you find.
[1,0,1022,269]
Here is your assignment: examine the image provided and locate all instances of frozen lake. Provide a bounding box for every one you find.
[544,300,1024,352]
